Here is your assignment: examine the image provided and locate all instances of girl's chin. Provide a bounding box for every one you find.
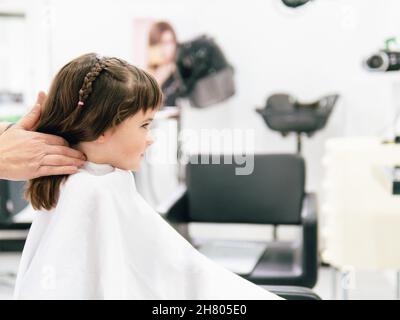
[131,157,144,171]
[115,154,145,171]
[115,159,141,172]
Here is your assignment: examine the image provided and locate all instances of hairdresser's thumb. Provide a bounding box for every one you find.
[17,103,42,131]
[35,91,47,108]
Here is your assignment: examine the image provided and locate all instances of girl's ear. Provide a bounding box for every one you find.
[95,133,107,144]
[95,126,115,144]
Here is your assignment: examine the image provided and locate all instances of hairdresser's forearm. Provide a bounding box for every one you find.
[0,157,6,179]
[0,122,12,179]
[0,122,8,179]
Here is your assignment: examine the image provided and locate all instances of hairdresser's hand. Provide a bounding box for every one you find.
[0,92,86,181]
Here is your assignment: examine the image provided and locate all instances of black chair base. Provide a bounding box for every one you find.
[0,239,26,252]
[0,222,30,252]
[261,285,321,300]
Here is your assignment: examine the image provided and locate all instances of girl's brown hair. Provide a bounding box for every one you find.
[25,53,162,211]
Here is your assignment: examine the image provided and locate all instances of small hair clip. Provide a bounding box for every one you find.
[77,101,84,107]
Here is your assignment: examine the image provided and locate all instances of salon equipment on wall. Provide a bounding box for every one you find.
[364,37,400,146]
[364,38,400,72]
[365,51,400,72]
[0,91,23,105]
[175,35,235,108]
[281,0,313,9]
[256,93,339,153]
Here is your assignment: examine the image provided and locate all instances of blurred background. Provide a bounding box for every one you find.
[2,0,400,300]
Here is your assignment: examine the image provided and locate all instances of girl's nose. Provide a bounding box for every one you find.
[146,132,155,146]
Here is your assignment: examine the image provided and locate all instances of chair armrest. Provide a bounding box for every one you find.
[0,222,31,230]
[301,192,317,225]
[300,192,318,288]
[261,285,321,300]
[156,185,190,223]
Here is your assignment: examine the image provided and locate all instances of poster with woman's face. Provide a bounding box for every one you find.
[133,19,180,107]
[133,18,235,109]
[133,19,176,68]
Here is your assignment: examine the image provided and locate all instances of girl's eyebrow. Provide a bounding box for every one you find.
[141,117,154,123]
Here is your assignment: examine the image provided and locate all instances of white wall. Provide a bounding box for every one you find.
[14,0,400,211]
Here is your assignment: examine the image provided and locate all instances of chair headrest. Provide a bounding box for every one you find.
[185,154,305,225]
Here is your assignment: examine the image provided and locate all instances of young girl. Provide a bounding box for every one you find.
[13,53,280,300]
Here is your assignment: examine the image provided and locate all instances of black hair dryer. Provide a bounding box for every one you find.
[175,35,235,108]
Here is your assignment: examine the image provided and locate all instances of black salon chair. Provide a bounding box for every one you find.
[0,180,30,252]
[256,93,339,153]
[263,285,321,300]
[161,153,318,288]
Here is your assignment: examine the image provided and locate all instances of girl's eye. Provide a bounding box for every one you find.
[142,123,150,129]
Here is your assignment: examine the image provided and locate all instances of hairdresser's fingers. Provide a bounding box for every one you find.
[36,165,80,178]
[15,91,46,131]
[44,145,87,161]
[37,133,87,160]
[17,103,42,131]
[35,91,47,107]
[33,132,69,147]
[16,91,46,131]
[41,154,85,168]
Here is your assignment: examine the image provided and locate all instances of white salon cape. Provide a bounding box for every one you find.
[13,162,281,300]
